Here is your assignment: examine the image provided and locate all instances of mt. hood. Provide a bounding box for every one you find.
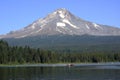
[1,8,120,38]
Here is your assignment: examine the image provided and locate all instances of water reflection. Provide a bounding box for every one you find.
[0,66,120,80]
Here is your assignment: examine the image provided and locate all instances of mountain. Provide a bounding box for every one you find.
[1,8,120,38]
[1,8,120,53]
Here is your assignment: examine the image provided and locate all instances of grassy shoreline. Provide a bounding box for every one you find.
[0,62,120,67]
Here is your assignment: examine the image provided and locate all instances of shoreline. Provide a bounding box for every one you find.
[0,62,120,67]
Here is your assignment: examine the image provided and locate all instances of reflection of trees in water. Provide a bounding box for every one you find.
[21,67,59,79]
[0,68,9,80]
[0,67,120,80]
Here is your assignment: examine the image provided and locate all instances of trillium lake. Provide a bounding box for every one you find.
[0,63,120,80]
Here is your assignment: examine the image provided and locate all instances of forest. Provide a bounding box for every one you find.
[0,40,120,64]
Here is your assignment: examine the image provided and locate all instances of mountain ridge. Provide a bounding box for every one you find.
[1,8,120,39]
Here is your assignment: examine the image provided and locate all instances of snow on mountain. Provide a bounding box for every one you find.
[1,8,120,38]
[85,24,90,29]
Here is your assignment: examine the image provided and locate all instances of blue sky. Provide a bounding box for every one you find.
[0,0,120,34]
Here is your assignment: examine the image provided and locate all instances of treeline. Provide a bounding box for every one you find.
[0,40,120,64]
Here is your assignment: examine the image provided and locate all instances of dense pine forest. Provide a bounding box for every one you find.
[0,40,120,64]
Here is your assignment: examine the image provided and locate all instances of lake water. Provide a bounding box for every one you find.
[0,63,120,80]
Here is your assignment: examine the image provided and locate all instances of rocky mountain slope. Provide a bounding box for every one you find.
[1,8,120,39]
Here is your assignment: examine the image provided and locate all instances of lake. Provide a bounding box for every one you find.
[0,63,120,80]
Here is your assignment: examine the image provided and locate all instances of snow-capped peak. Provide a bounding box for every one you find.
[58,10,65,18]
[56,8,68,13]
[54,8,71,19]
[1,8,120,39]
